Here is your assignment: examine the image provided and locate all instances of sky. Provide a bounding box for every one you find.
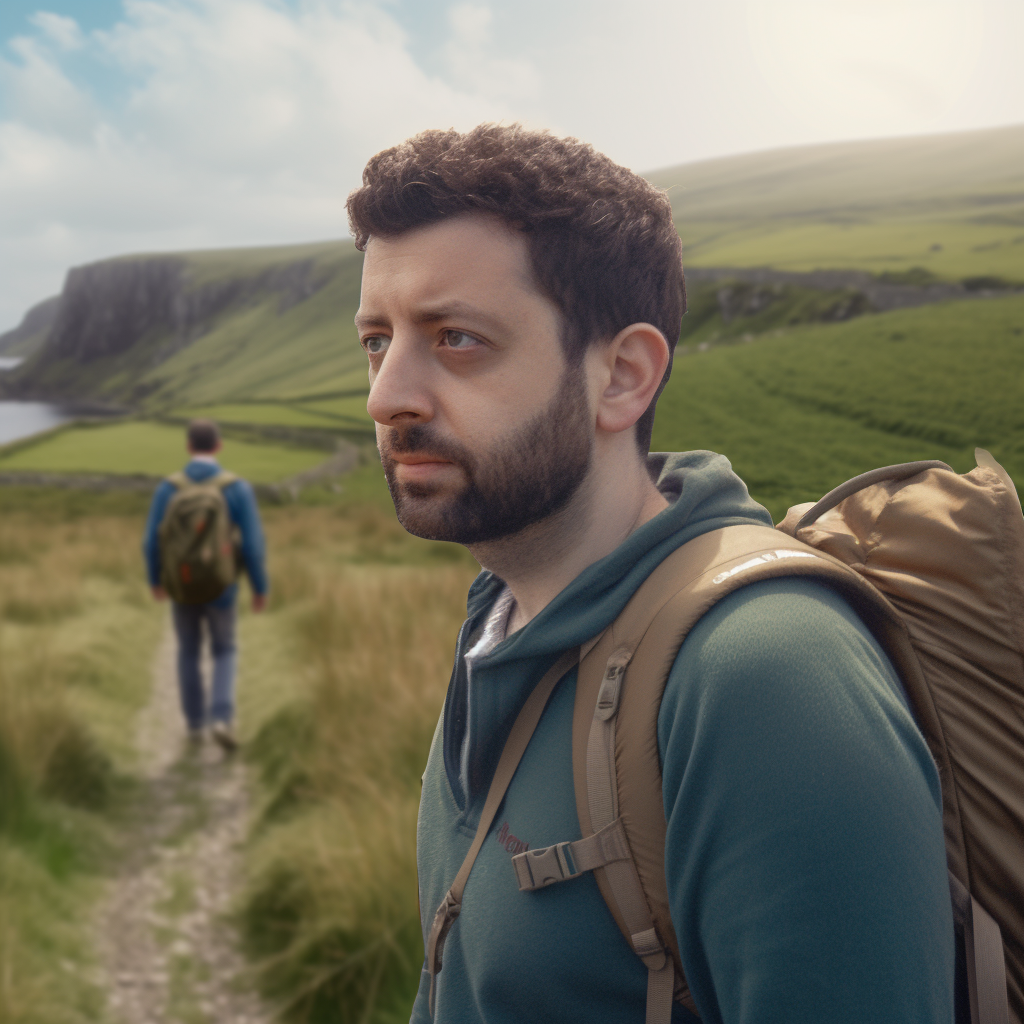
[1,0,1023,331]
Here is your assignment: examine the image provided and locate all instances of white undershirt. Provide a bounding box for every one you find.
[465,586,516,662]
[459,586,516,789]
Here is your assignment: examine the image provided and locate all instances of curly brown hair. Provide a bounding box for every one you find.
[346,123,685,453]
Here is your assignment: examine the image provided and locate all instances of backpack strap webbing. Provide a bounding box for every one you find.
[424,647,580,1017]
[210,470,238,489]
[949,870,1010,1024]
[567,524,926,1019]
[166,470,237,491]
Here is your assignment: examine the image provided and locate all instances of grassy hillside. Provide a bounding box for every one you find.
[650,123,1024,280]
[0,298,60,359]
[652,293,1024,519]
[11,290,1019,501]
[5,123,1021,427]
[135,246,367,408]
[2,241,366,417]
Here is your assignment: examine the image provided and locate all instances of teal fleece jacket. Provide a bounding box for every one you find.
[413,451,954,1024]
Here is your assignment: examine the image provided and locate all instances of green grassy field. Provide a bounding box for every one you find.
[5,289,1020,512]
[677,218,1024,280]
[174,393,373,433]
[0,421,328,482]
[651,124,1024,220]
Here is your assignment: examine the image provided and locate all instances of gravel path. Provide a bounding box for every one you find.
[96,626,273,1024]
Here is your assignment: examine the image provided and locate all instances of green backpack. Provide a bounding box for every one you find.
[158,470,240,605]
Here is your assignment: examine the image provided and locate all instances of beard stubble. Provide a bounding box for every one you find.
[378,364,593,545]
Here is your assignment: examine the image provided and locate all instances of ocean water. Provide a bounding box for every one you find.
[0,401,73,447]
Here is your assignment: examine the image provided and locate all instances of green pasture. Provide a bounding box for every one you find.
[176,393,373,432]
[652,294,1024,520]
[139,241,365,407]
[0,421,327,482]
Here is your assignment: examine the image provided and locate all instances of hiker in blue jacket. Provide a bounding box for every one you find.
[142,418,268,751]
[347,125,954,1023]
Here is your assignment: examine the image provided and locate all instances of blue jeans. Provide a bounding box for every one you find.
[171,601,237,730]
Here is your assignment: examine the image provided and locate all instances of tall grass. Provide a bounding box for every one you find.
[237,500,477,1023]
[0,509,164,1023]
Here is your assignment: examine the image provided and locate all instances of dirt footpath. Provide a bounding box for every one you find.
[96,628,273,1024]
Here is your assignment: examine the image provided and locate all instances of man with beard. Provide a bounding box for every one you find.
[348,125,953,1024]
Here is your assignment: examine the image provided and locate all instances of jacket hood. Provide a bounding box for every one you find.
[185,458,222,481]
[468,450,773,663]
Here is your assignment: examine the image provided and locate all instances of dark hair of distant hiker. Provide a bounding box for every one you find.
[345,123,686,453]
[187,419,220,454]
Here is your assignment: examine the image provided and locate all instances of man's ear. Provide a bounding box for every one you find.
[592,323,670,436]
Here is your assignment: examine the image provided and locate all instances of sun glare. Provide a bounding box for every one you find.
[745,0,985,136]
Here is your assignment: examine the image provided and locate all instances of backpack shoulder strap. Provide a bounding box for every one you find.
[167,471,189,489]
[569,523,916,1019]
[211,470,238,490]
[425,648,580,1016]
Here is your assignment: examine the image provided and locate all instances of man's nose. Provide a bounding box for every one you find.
[366,336,434,427]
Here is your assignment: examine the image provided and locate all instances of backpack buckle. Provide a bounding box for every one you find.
[595,648,632,722]
[512,842,579,891]
[427,890,461,974]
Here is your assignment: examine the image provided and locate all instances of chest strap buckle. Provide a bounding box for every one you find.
[512,817,632,891]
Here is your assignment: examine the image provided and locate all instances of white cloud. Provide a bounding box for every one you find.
[0,33,96,139]
[443,3,539,100]
[0,0,527,328]
[743,0,985,137]
[29,12,85,51]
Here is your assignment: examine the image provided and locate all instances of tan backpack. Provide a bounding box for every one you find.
[426,451,1023,1024]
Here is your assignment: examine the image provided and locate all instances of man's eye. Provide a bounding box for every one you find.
[363,335,390,355]
[442,330,479,350]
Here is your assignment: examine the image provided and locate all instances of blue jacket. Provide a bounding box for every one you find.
[413,451,953,1023]
[142,458,268,607]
